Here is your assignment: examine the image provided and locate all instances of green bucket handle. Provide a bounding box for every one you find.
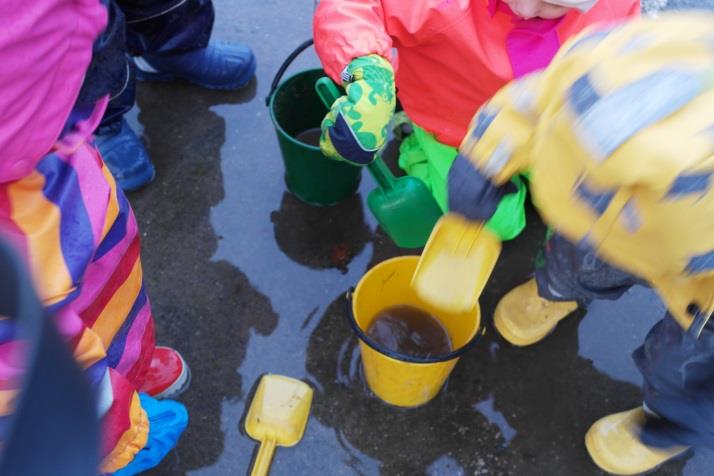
[265,38,314,106]
[314,77,397,192]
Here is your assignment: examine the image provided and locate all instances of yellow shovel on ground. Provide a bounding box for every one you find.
[412,213,501,313]
[245,374,313,476]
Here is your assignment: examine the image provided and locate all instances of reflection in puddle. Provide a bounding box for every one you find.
[427,455,466,476]
[270,192,373,273]
[211,100,376,391]
[335,338,366,393]
[187,399,381,476]
[206,90,382,473]
[488,341,500,362]
[472,394,518,448]
[334,428,382,476]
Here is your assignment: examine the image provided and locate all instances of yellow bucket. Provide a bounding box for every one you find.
[350,256,482,408]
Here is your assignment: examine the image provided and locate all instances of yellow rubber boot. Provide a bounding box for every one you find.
[585,408,688,475]
[493,278,577,346]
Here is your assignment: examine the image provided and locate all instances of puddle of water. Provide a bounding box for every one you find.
[187,399,381,476]
[203,79,382,469]
[488,341,500,362]
[426,455,466,476]
[472,394,518,448]
[577,285,664,385]
[335,337,367,394]
[683,451,714,476]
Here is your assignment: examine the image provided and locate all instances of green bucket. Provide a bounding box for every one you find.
[267,40,362,206]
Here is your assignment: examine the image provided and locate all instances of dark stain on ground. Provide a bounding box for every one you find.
[271,192,372,273]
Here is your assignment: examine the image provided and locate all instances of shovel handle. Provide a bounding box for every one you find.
[365,157,396,192]
[315,77,342,109]
[250,439,276,476]
[315,77,396,191]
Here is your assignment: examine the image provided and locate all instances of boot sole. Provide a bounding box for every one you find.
[118,164,156,193]
[493,315,556,347]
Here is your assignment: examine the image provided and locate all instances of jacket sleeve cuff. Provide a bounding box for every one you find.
[448,154,513,221]
[313,0,394,82]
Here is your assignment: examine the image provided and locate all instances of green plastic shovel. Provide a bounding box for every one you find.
[315,77,443,249]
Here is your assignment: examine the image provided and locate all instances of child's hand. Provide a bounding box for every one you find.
[319,55,395,165]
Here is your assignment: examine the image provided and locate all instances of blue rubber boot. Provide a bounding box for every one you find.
[134,40,256,90]
[94,119,155,193]
[112,394,189,476]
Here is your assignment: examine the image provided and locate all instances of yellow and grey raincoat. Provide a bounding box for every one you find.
[449,12,714,448]
[451,13,714,331]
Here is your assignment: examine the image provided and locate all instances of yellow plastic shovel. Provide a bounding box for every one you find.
[245,374,313,476]
[412,213,501,313]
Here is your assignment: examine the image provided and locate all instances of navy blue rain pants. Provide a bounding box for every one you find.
[536,233,714,451]
[76,0,215,134]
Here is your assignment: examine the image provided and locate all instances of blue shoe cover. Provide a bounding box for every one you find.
[94,119,155,192]
[112,394,188,476]
[135,40,256,90]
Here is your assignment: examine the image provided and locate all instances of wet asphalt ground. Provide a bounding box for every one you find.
[127,1,714,474]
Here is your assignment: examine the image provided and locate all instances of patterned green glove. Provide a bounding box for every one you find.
[320,55,396,165]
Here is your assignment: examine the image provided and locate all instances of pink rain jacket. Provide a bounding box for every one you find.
[314,0,639,147]
[0,2,160,471]
[0,0,106,182]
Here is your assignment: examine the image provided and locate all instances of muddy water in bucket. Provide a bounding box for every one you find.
[294,128,322,147]
[351,256,481,408]
[367,306,452,359]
